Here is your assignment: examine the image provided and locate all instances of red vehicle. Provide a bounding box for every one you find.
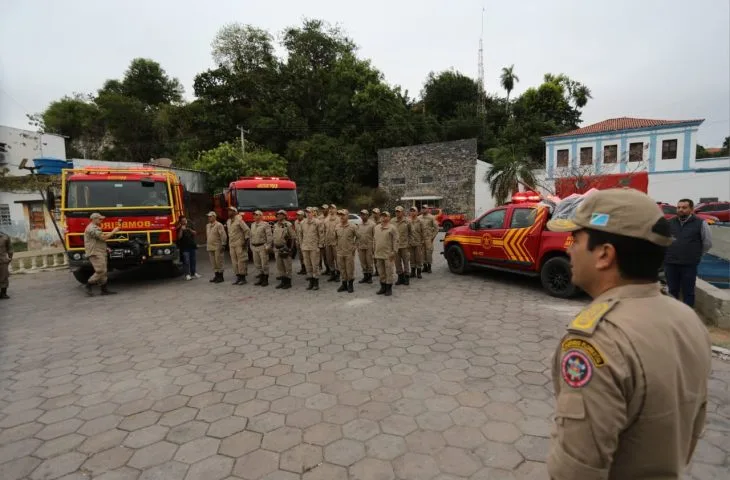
[432,208,467,231]
[442,197,576,298]
[60,167,187,284]
[214,176,298,224]
[555,171,649,197]
[695,201,730,223]
[657,203,719,225]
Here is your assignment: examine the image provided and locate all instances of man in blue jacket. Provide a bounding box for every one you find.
[664,198,713,307]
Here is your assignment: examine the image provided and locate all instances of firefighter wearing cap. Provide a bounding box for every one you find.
[408,206,425,279]
[317,206,328,273]
[393,206,412,285]
[0,230,13,299]
[357,209,375,284]
[419,205,439,273]
[373,211,397,296]
[370,208,382,277]
[250,210,273,286]
[83,212,121,296]
[300,207,322,290]
[334,209,359,293]
[325,204,339,281]
[226,207,251,285]
[544,189,711,480]
[206,211,226,283]
[273,210,296,290]
[294,210,306,275]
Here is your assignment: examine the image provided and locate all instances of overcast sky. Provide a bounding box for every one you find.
[1,0,728,145]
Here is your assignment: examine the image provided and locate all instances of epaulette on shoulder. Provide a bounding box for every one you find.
[567,298,620,336]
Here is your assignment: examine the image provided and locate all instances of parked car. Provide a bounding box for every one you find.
[348,213,362,225]
[657,203,719,225]
[695,201,730,223]
[432,208,467,231]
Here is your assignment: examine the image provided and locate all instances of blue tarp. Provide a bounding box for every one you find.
[698,253,730,289]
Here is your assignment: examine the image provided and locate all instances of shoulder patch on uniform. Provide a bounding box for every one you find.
[561,338,605,367]
[567,299,619,336]
[561,349,593,388]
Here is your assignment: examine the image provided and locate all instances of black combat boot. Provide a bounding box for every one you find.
[275,277,286,289]
[416,268,422,279]
[209,273,217,282]
[312,278,320,291]
[84,283,95,297]
[385,284,393,296]
[254,274,263,286]
[358,274,368,284]
[323,266,331,276]
[327,271,338,282]
[306,278,314,290]
[347,280,354,293]
[404,275,410,286]
[410,267,416,278]
[425,264,431,273]
[365,273,373,284]
[215,272,224,283]
[395,274,405,285]
[0,288,8,299]
[337,281,348,292]
[239,275,247,285]
[376,283,386,295]
[100,284,117,295]
[233,275,242,285]
[260,275,269,287]
[282,277,292,289]
[334,270,341,282]
[298,265,307,275]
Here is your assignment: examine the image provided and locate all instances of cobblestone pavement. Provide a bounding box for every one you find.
[1,243,728,479]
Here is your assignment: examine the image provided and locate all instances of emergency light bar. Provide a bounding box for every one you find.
[512,191,541,203]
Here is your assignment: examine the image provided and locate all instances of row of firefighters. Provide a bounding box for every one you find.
[205,204,441,296]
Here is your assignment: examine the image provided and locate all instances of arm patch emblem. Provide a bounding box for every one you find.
[561,338,605,367]
[561,350,593,388]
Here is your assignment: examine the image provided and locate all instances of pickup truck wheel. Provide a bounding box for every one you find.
[441,221,453,232]
[72,268,93,285]
[445,245,469,274]
[541,257,577,298]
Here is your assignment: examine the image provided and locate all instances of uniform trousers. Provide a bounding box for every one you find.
[325,245,337,271]
[409,245,424,268]
[358,248,373,274]
[87,255,108,285]
[208,249,223,273]
[275,249,293,278]
[0,262,8,289]
[375,258,395,284]
[302,250,320,279]
[424,239,435,265]
[229,243,248,275]
[252,245,269,275]
[337,254,355,281]
[395,248,410,275]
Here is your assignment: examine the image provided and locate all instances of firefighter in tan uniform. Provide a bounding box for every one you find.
[226,206,251,285]
[419,205,439,273]
[373,211,397,296]
[0,230,14,299]
[250,210,273,287]
[393,206,412,286]
[408,206,425,279]
[273,210,296,290]
[83,212,121,296]
[357,209,375,284]
[315,206,326,273]
[545,189,712,480]
[206,211,226,283]
[294,210,306,275]
[325,204,339,282]
[371,208,382,277]
[300,207,322,291]
[334,209,359,293]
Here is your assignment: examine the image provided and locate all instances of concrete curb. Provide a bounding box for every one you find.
[696,279,730,329]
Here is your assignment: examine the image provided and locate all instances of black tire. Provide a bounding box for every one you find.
[72,268,93,285]
[441,221,453,232]
[540,256,577,298]
[445,244,469,275]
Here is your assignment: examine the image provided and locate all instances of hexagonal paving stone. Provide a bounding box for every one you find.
[233,449,279,479]
[261,426,302,452]
[127,441,178,469]
[380,414,418,436]
[342,418,380,441]
[349,457,395,480]
[248,412,285,433]
[474,441,525,470]
[159,407,198,427]
[219,430,262,457]
[235,400,270,419]
[416,411,453,431]
[280,443,323,474]
[138,460,189,480]
[32,433,85,459]
[123,425,169,448]
[305,393,337,411]
[481,421,523,444]
[175,437,220,464]
[206,416,248,438]
[30,451,86,480]
[324,439,366,467]
[393,452,439,480]
[515,435,550,462]
[118,411,161,431]
[82,445,134,475]
[184,455,233,480]
[303,423,342,446]
[302,462,347,480]
[365,433,407,460]
[443,426,486,449]
[286,408,322,429]
[166,421,209,444]
[78,429,128,455]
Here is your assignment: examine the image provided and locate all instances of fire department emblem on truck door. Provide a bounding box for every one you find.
[481,233,492,249]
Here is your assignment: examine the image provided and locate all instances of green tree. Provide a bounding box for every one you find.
[500,65,519,102]
[37,93,104,158]
[193,141,287,193]
[100,58,183,106]
[484,146,538,205]
[421,70,479,120]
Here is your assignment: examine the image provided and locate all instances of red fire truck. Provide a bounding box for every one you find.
[214,176,299,224]
[59,167,187,283]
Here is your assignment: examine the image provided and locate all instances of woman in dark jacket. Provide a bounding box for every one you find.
[177,216,200,280]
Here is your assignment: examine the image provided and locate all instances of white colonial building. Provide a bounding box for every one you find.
[540,117,730,204]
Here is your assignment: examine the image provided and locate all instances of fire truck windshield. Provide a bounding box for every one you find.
[67,180,170,209]
[236,189,298,210]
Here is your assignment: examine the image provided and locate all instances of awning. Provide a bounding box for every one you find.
[399,195,443,201]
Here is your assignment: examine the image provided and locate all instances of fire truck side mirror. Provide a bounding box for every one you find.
[468,221,476,230]
[45,187,56,212]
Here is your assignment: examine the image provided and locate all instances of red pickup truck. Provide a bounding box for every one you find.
[432,208,467,231]
[442,202,576,298]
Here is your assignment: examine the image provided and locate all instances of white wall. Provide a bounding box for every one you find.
[474,160,496,218]
[694,156,730,170]
[649,170,730,204]
[0,191,43,241]
[0,126,66,176]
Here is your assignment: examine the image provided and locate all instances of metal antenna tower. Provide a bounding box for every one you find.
[477,6,486,115]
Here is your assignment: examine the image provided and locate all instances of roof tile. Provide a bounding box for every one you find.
[544,117,704,139]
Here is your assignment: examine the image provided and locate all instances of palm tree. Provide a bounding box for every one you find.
[484,146,538,205]
[572,84,592,108]
[500,65,519,102]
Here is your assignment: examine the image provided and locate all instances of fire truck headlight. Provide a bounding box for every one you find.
[72,253,81,260]
[163,248,171,255]
[156,249,164,256]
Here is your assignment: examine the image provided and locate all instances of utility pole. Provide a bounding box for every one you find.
[236,125,250,157]
[477,6,486,116]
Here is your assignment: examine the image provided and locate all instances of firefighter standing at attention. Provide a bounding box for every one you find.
[0,229,14,299]
[544,189,711,479]
[226,206,251,285]
[325,204,339,282]
[83,212,121,296]
[373,211,397,296]
[408,206,425,279]
[300,207,322,291]
[371,208,382,277]
[334,209,359,293]
[206,211,226,283]
[295,210,307,275]
[419,205,439,273]
[273,210,296,290]
[317,206,327,274]
[357,209,375,284]
[393,206,412,286]
[250,210,273,287]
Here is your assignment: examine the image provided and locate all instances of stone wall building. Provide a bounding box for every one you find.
[377,138,495,218]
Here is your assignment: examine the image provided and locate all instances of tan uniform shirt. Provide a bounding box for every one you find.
[226,215,250,247]
[357,219,375,250]
[273,221,295,248]
[373,223,398,259]
[419,213,439,240]
[206,221,226,251]
[325,215,338,246]
[299,218,321,251]
[84,223,108,256]
[394,217,412,249]
[250,221,273,247]
[0,233,13,263]
[334,222,359,256]
[294,219,303,246]
[548,283,712,480]
[409,217,424,246]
